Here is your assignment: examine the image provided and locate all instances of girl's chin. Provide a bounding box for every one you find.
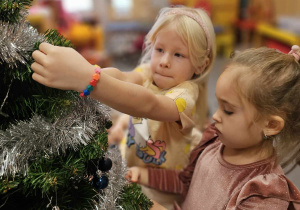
[153,76,176,89]
[153,79,169,89]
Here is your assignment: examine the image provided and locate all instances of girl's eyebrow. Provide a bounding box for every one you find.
[219,98,239,108]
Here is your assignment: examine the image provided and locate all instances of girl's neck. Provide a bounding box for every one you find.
[222,142,274,165]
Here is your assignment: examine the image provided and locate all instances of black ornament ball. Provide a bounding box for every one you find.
[98,158,112,172]
[92,175,109,190]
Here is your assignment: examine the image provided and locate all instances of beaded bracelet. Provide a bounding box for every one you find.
[80,65,102,97]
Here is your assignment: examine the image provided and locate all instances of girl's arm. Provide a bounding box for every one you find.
[126,167,184,195]
[31,43,180,122]
[107,114,129,145]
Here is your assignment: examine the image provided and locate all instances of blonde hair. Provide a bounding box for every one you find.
[140,6,216,130]
[229,47,300,167]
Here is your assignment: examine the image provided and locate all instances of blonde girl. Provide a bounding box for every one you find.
[31,6,216,209]
[126,46,300,209]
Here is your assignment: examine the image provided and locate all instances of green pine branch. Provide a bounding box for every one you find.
[1,29,76,129]
[44,29,73,47]
[0,130,108,209]
[0,0,33,23]
[118,183,153,210]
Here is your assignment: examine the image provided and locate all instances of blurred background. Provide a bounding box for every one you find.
[27,0,300,187]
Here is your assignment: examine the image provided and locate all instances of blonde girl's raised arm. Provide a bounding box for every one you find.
[90,72,180,121]
[101,67,144,85]
[31,43,180,122]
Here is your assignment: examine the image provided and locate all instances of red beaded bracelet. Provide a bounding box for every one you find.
[80,65,102,97]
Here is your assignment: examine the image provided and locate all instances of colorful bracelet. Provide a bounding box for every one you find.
[80,65,102,97]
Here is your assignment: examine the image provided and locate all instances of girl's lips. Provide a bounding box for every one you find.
[213,124,221,135]
[155,73,171,78]
[215,129,221,136]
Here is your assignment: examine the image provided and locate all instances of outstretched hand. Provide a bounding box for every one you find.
[31,42,94,92]
[125,166,149,185]
[107,124,125,145]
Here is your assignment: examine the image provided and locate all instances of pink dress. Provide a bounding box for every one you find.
[147,124,300,210]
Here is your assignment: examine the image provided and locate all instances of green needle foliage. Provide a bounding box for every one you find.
[0,131,108,209]
[0,1,152,209]
[118,183,153,210]
[0,29,75,130]
[0,0,32,23]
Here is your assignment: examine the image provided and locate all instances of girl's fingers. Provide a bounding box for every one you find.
[125,170,132,181]
[32,72,47,86]
[39,42,54,54]
[130,170,139,182]
[31,62,46,77]
[32,50,47,66]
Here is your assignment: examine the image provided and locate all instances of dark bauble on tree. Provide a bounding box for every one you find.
[92,175,109,190]
[98,157,112,172]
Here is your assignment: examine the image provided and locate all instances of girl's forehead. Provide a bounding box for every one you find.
[157,24,178,35]
[216,69,245,105]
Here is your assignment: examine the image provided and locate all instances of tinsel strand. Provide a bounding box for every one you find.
[0,11,43,68]
[0,78,13,118]
[0,98,110,177]
[94,146,128,210]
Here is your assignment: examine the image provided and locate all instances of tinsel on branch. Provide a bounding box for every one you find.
[0,0,152,209]
[0,0,32,23]
[0,98,110,177]
[0,14,41,69]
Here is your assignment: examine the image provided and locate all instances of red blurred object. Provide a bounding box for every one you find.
[194,0,212,17]
[235,19,257,31]
[265,40,290,54]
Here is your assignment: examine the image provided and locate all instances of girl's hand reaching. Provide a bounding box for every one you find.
[125,167,149,186]
[107,124,125,145]
[108,114,129,145]
[31,42,94,92]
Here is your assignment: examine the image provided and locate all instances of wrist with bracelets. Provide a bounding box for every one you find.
[80,65,102,97]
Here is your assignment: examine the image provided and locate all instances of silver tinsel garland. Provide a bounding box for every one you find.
[0,8,131,209]
[0,98,110,177]
[0,11,43,68]
[95,147,128,210]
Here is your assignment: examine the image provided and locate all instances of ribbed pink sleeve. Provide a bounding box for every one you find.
[147,124,218,196]
[148,168,184,194]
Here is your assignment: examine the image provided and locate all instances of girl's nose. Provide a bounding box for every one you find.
[212,109,221,123]
[160,54,171,68]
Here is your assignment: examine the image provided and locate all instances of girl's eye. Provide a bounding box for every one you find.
[223,110,233,115]
[175,53,183,57]
[156,48,163,53]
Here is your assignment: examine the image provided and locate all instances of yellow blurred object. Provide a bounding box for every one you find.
[254,22,300,47]
[68,23,93,47]
[27,5,55,33]
[68,23,105,51]
[216,33,235,58]
[210,0,239,57]
[66,22,110,67]
[210,0,238,26]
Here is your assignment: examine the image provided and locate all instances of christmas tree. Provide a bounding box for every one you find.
[0,0,152,209]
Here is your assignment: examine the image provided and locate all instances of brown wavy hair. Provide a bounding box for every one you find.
[229,47,300,167]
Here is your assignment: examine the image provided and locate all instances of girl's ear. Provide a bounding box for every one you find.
[263,115,285,136]
[195,58,210,75]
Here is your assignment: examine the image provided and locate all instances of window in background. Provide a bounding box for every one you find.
[62,0,93,13]
[111,0,133,18]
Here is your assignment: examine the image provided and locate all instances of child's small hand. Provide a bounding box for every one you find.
[108,114,129,145]
[125,167,140,183]
[31,42,94,92]
[107,124,124,145]
[125,167,149,185]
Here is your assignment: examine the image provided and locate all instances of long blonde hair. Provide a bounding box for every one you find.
[140,6,216,130]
